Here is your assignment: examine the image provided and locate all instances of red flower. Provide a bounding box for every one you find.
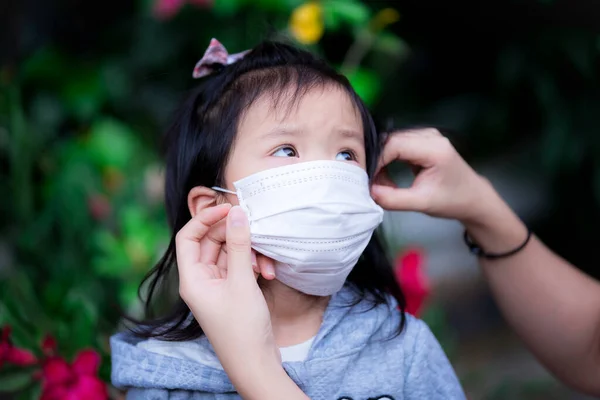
[395,248,431,317]
[153,0,213,20]
[41,349,107,400]
[0,325,38,367]
[42,335,57,356]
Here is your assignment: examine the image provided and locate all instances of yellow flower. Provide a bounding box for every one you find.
[289,2,324,45]
[371,8,400,31]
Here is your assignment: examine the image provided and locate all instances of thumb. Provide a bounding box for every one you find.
[370,184,426,212]
[226,206,254,282]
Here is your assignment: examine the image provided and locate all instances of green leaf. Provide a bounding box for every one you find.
[120,279,142,309]
[42,281,69,314]
[322,5,341,31]
[0,371,33,392]
[17,384,41,400]
[322,0,370,28]
[92,230,130,277]
[29,93,65,136]
[60,68,107,121]
[1,273,48,337]
[345,68,381,107]
[254,0,300,12]
[19,47,67,84]
[212,0,245,16]
[63,289,99,350]
[122,206,148,236]
[102,62,133,102]
[86,118,138,170]
[373,32,409,58]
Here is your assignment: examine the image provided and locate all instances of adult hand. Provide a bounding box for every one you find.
[371,136,600,397]
[175,204,282,394]
[370,128,502,225]
[207,217,276,281]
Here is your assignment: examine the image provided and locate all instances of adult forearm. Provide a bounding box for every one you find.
[463,183,600,394]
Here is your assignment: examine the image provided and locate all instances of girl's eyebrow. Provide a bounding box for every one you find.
[336,128,363,145]
[261,127,303,139]
[260,127,363,143]
[336,128,362,140]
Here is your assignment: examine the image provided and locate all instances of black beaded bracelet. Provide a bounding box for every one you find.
[464,228,532,259]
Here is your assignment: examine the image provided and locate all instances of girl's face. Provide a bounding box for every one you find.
[224,86,366,194]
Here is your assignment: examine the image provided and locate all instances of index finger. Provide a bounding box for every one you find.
[176,204,232,276]
[376,131,441,176]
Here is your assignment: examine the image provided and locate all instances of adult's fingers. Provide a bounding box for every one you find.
[176,204,231,277]
[373,167,397,189]
[198,219,227,265]
[225,206,254,282]
[376,130,448,175]
[370,184,427,212]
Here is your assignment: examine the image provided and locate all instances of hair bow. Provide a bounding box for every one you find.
[192,38,251,79]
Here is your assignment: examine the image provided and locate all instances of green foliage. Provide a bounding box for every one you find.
[347,68,381,107]
[0,0,403,396]
[0,370,32,392]
[323,0,371,30]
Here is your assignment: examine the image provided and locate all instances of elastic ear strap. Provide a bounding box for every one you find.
[211,186,237,196]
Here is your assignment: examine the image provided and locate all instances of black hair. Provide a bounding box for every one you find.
[131,40,406,340]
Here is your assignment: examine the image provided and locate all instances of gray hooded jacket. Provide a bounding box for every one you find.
[111,286,466,400]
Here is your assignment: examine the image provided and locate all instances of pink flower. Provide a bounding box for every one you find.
[0,325,38,367]
[1,330,107,398]
[395,248,431,317]
[41,335,57,356]
[153,0,213,20]
[40,349,107,400]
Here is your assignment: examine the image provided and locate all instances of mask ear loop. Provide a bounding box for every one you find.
[211,186,237,196]
[211,186,252,223]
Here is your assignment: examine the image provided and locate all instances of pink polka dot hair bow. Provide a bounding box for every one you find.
[192,38,251,79]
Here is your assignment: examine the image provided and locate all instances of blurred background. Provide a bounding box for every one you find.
[1,0,599,398]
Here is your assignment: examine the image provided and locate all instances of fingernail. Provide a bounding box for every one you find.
[265,265,276,278]
[251,252,257,267]
[229,206,247,227]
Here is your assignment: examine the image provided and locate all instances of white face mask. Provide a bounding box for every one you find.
[213,160,384,296]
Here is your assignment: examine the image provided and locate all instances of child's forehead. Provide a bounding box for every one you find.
[241,84,361,126]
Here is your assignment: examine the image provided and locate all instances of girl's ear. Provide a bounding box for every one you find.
[187,186,218,217]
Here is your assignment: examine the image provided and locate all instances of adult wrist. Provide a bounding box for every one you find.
[460,178,529,254]
[234,359,307,400]
[459,176,506,227]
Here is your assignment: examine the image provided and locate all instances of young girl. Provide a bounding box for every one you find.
[111,39,466,399]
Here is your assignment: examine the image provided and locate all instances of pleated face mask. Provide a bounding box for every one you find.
[213,160,384,296]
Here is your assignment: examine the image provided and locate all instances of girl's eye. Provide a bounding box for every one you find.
[336,150,356,161]
[272,146,298,157]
